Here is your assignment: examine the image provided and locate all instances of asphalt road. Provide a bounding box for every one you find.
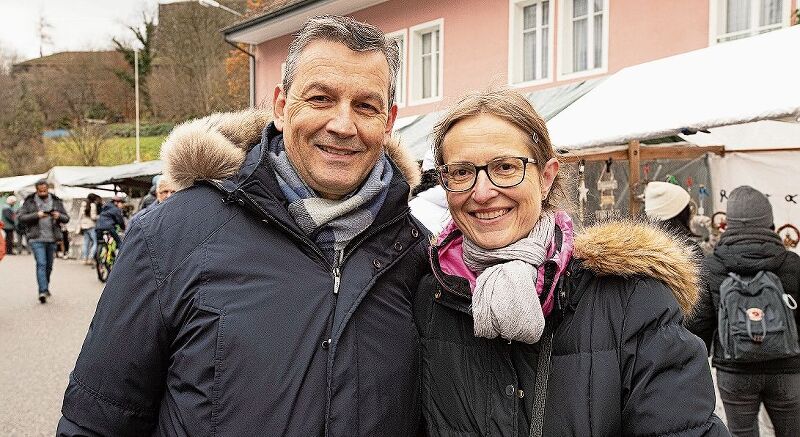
[0,253,103,436]
[0,253,777,436]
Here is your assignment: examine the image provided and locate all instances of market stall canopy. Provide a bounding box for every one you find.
[0,173,46,193]
[46,160,163,189]
[680,119,800,151]
[548,25,800,150]
[396,79,604,160]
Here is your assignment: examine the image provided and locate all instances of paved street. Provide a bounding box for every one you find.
[0,253,103,436]
[0,253,777,436]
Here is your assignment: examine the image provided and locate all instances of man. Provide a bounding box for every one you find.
[2,195,17,256]
[17,179,70,303]
[130,177,176,223]
[94,196,126,249]
[155,177,176,204]
[688,185,800,437]
[58,15,427,436]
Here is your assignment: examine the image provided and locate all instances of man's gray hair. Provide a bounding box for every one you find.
[283,15,400,109]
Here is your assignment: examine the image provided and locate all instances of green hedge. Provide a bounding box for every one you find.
[107,122,175,138]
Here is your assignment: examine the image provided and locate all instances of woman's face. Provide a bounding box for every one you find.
[442,114,559,249]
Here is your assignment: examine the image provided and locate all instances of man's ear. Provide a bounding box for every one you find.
[272,85,285,131]
[383,104,398,143]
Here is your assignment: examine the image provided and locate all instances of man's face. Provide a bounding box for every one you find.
[157,184,175,203]
[273,40,397,200]
[35,184,49,198]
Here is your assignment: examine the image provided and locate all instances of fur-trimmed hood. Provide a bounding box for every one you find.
[159,108,421,191]
[574,220,700,315]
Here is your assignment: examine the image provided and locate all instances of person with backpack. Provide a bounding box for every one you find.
[688,185,800,437]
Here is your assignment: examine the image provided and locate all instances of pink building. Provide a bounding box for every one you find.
[224,0,797,119]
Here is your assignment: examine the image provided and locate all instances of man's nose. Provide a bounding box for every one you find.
[471,169,498,203]
[327,103,357,138]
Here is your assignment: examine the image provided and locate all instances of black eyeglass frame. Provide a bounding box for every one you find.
[436,156,538,193]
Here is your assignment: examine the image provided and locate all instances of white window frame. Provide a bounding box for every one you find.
[508,0,555,87]
[409,18,444,106]
[386,29,407,108]
[556,0,609,80]
[708,0,792,45]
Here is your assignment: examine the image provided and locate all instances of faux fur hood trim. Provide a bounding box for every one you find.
[160,108,421,191]
[574,220,700,316]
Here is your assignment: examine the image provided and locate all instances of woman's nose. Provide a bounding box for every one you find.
[471,170,498,203]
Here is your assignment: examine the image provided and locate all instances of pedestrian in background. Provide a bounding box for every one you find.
[688,185,800,437]
[17,179,70,303]
[95,196,126,250]
[2,195,17,256]
[644,180,703,258]
[76,193,101,265]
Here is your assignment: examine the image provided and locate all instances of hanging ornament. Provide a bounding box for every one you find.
[698,184,709,216]
[665,174,679,185]
[777,224,799,249]
[577,160,588,224]
[595,158,620,222]
[686,176,693,193]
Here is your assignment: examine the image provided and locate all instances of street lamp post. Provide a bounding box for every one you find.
[134,48,141,163]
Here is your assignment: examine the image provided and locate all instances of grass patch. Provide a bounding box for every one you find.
[46,135,167,167]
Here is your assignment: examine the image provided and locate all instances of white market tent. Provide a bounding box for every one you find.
[547,26,800,251]
[0,173,46,193]
[547,25,800,149]
[46,160,163,188]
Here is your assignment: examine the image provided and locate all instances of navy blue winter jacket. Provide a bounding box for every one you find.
[95,202,125,232]
[57,119,429,436]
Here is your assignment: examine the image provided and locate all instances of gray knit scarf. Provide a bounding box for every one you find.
[462,211,555,344]
[266,134,393,261]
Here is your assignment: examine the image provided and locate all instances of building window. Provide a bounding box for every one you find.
[386,30,407,107]
[510,0,554,85]
[409,19,443,104]
[559,0,607,76]
[711,0,790,43]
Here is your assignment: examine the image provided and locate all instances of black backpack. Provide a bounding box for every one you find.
[718,271,800,362]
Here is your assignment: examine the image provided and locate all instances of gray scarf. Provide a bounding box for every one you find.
[266,134,393,261]
[462,211,555,344]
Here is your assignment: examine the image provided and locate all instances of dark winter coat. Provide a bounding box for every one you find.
[17,192,70,240]
[57,110,429,437]
[95,202,126,231]
[687,227,800,374]
[416,220,729,436]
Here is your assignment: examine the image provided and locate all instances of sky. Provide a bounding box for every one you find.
[0,0,162,62]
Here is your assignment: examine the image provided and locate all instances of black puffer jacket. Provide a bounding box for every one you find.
[688,227,800,374]
[57,112,429,437]
[415,219,729,436]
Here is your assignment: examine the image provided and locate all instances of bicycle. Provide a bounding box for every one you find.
[95,230,118,283]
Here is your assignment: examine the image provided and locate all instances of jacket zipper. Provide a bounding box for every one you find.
[429,245,472,299]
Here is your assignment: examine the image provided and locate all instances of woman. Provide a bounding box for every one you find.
[644,180,704,257]
[77,193,100,264]
[414,89,728,436]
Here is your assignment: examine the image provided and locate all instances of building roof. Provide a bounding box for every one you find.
[223,0,317,36]
[222,0,387,44]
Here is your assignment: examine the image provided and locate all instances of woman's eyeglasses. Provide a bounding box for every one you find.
[436,156,537,192]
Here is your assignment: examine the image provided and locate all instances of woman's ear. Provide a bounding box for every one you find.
[540,157,560,197]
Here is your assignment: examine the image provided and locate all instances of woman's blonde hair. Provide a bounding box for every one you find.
[431,87,569,212]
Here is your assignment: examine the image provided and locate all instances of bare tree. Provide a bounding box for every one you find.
[0,76,47,176]
[149,0,247,120]
[57,121,110,166]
